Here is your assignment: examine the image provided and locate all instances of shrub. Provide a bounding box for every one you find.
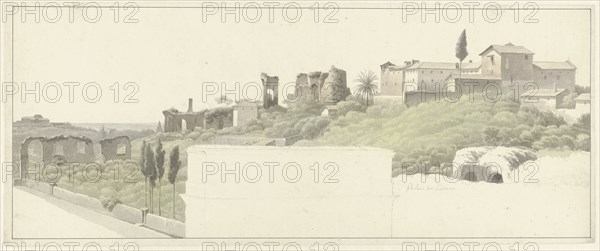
[101,196,122,212]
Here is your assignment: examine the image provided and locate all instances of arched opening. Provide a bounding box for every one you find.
[266,89,275,103]
[487,173,504,183]
[181,119,188,132]
[51,143,66,166]
[27,140,43,167]
[463,172,478,182]
[76,141,86,154]
[310,84,319,101]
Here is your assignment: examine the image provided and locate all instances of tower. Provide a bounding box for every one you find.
[261,73,279,109]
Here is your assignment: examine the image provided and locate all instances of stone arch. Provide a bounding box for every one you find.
[487,173,504,183]
[20,137,50,179]
[99,136,132,161]
[462,171,478,182]
[182,119,188,132]
[20,135,94,179]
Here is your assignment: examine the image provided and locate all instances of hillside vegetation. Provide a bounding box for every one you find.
[297,97,591,174]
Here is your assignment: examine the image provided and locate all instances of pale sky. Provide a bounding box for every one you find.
[8,3,592,123]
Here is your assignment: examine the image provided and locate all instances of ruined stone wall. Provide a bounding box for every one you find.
[99,136,132,161]
[20,136,94,178]
[294,66,349,105]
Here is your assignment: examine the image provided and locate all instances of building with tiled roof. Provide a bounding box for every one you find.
[379,42,577,108]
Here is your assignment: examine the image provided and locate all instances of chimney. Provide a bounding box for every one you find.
[469,60,472,63]
[404,61,411,66]
[187,98,193,112]
[412,59,420,65]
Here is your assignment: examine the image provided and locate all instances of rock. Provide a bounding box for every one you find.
[452,146,537,183]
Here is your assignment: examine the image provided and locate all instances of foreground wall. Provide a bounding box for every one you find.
[184,145,395,237]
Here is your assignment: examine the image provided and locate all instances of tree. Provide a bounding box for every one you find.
[574,113,591,131]
[144,144,156,213]
[352,70,379,107]
[168,146,181,219]
[455,29,468,80]
[155,139,166,216]
[139,140,148,208]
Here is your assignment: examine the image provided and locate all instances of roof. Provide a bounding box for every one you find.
[575,93,590,102]
[408,62,456,70]
[533,61,576,70]
[406,61,481,70]
[520,89,567,98]
[387,64,411,70]
[461,62,481,69]
[480,43,535,56]
[380,61,395,67]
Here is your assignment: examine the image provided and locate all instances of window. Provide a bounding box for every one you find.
[524,55,529,60]
[422,71,424,73]
[440,71,443,74]
[489,55,495,65]
[76,141,86,154]
[544,76,547,80]
[505,58,509,69]
[54,144,64,156]
[557,76,560,80]
[430,70,433,74]
[117,144,127,155]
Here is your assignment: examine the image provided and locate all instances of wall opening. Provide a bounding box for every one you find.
[54,144,64,156]
[27,140,43,165]
[76,141,86,154]
[117,143,127,155]
[463,172,478,182]
[488,173,504,183]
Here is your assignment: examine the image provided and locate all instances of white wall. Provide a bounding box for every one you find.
[184,145,395,237]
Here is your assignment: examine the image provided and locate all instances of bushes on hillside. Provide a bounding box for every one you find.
[304,98,591,173]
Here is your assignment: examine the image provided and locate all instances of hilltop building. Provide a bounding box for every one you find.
[13,114,71,127]
[380,43,577,106]
[233,100,260,127]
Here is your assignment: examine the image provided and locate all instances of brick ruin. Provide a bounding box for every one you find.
[20,135,94,178]
[19,135,132,179]
[99,136,132,161]
[291,66,350,104]
[261,73,279,109]
[162,98,206,132]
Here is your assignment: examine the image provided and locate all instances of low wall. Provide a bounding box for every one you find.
[110,204,145,224]
[145,213,185,237]
[184,145,395,237]
[21,179,54,195]
[17,181,178,235]
[52,187,106,212]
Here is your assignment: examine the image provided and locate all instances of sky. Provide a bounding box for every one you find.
[7,3,592,123]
